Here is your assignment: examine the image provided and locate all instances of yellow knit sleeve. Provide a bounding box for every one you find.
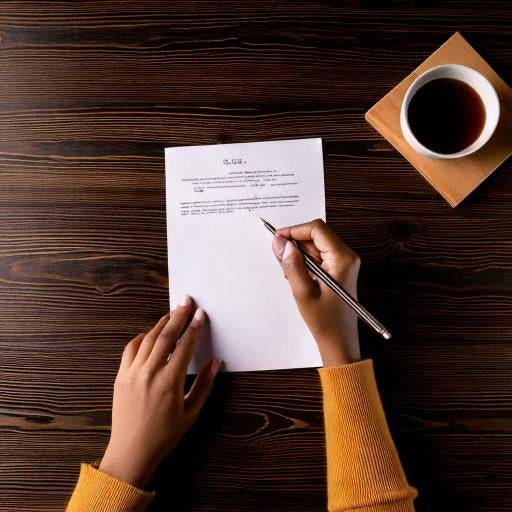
[66,463,154,512]
[318,359,417,512]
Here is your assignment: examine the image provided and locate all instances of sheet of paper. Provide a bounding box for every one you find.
[165,138,325,372]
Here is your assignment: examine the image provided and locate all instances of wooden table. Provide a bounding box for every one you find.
[1,2,511,511]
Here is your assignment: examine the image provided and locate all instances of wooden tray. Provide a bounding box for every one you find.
[365,32,512,207]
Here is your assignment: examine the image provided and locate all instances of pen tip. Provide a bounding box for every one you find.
[259,217,276,235]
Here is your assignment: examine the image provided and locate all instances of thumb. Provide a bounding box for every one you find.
[185,359,221,419]
[273,235,318,302]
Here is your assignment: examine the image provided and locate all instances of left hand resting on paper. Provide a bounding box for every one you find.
[99,297,221,488]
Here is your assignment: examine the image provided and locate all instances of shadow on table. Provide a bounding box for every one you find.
[147,373,227,511]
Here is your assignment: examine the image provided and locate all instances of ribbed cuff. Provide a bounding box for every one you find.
[67,463,154,512]
[318,358,375,391]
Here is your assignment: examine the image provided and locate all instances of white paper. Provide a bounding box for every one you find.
[165,138,325,372]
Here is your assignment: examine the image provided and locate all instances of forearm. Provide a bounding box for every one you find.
[319,359,417,512]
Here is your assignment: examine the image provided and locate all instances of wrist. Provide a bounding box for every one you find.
[316,335,361,368]
[99,443,159,489]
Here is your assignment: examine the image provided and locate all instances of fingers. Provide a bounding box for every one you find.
[165,308,205,385]
[278,218,347,256]
[119,332,145,372]
[272,233,288,260]
[131,313,171,367]
[277,219,359,281]
[185,359,221,419]
[274,236,319,302]
[147,296,194,367]
[273,233,320,262]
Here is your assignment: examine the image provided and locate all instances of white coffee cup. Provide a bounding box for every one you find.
[400,64,500,159]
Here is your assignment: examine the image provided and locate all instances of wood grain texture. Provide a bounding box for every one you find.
[0,1,511,511]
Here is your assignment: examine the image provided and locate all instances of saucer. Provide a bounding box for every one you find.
[365,32,512,207]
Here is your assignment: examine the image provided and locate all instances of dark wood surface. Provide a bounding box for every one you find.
[1,2,511,511]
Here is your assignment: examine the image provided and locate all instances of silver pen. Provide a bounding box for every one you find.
[260,218,392,340]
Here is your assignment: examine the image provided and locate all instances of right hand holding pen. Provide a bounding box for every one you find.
[272,219,361,367]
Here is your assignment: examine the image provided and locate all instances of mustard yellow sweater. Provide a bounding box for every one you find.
[67,359,417,511]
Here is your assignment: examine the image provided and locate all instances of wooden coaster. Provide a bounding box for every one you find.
[365,32,512,207]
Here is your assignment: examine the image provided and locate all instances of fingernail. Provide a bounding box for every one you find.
[273,234,288,260]
[179,295,192,307]
[210,359,222,377]
[191,307,205,326]
[282,240,295,260]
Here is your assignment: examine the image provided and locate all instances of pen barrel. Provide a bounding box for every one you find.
[301,250,391,340]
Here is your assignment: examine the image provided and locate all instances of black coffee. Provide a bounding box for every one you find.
[407,78,486,154]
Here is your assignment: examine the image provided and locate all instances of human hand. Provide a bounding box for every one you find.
[272,219,361,367]
[99,296,221,488]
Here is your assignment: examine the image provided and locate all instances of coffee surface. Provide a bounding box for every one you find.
[408,77,486,154]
